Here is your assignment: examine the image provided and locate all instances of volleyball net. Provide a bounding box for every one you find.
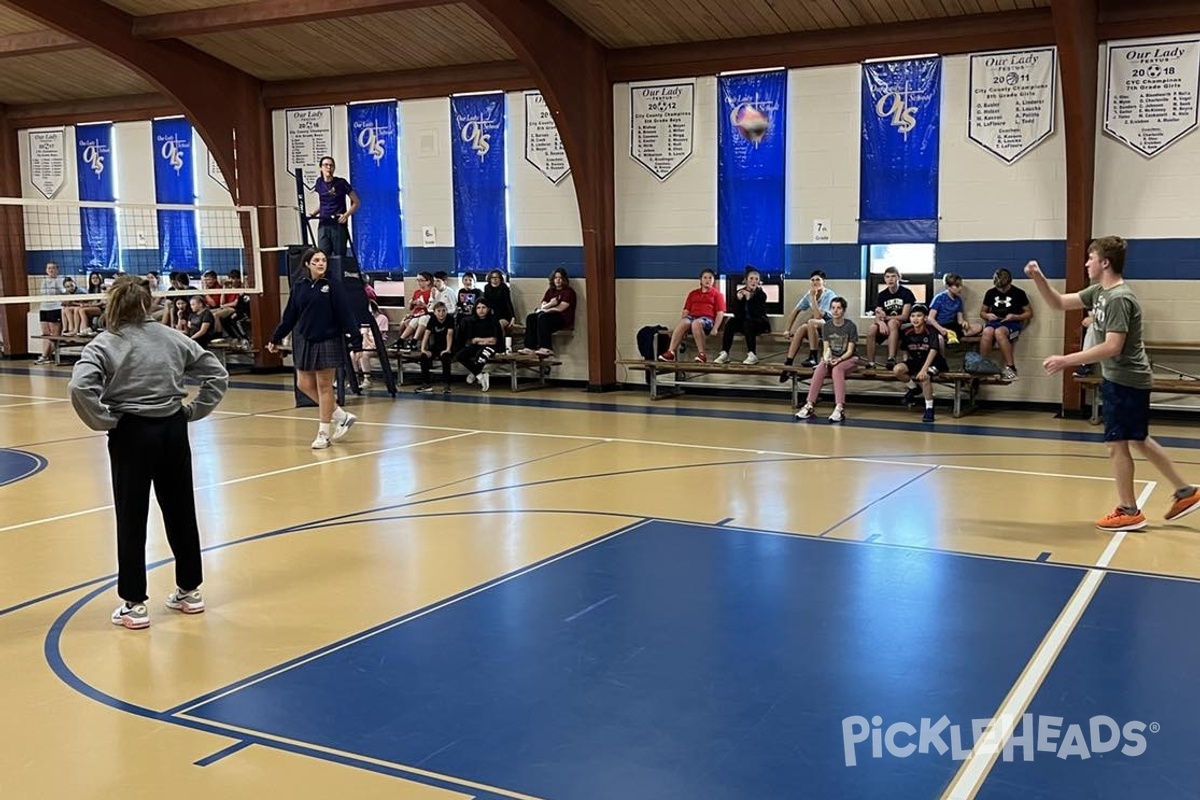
[0,197,271,305]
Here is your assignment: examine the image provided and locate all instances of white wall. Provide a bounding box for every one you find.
[1093,44,1200,237]
[939,54,1066,242]
[614,77,717,246]
[399,97,453,249]
[506,91,583,248]
[788,65,861,246]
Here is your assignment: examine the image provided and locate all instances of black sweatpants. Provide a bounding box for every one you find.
[107,410,203,604]
[457,344,494,376]
[420,351,454,384]
[523,311,567,351]
[721,317,770,354]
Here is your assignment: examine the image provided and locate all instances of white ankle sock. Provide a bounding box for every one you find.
[319,422,332,436]
[332,407,347,423]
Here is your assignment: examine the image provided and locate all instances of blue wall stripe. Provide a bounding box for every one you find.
[788,244,863,280]
[615,245,717,280]
[936,240,1067,280]
[511,245,583,277]
[32,239,1200,282]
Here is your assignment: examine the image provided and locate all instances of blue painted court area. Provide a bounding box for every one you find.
[181,521,1092,799]
[979,571,1200,800]
[0,447,45,486]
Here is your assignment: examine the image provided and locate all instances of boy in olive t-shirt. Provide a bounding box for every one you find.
[1024,236,1198,532]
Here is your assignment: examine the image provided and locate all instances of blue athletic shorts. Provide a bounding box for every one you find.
[1102,379,1150,442]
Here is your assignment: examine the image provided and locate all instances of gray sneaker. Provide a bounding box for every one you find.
[111,602,150,630]
[166,588,205,614]
[1001,365,1018,381]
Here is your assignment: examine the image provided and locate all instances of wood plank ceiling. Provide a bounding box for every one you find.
[179,5,514,81]
[8,0,1174,110]
[0,49,154,103]
[545,0,1051,49]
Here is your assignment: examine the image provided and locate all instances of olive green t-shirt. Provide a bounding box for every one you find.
[1078,282,1153,389]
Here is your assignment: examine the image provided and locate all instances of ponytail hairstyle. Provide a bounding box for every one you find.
[103,275,152,333]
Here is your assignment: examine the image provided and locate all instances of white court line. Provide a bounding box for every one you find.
[174,518,653,715]
[257,413,1123,484]
[0,431,477,535]
[937,463,1147,484]
[0,399,66,410]
[941,480,1156,800]
[0,392,66,402]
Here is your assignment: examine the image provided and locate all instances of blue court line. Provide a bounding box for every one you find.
[406,440,604,497]
[715,517,734,526]
[1037,551,1052,562]
[0,448,47,486]
[818,465,940,537]
[194,739,252,767]
[7,363,1200,449]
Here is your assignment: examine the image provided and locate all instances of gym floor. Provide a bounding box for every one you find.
[3,364,1200,799]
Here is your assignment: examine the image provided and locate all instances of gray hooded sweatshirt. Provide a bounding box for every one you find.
[68,318,229,431]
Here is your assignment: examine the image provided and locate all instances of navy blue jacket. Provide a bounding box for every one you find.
[270,277,363,349]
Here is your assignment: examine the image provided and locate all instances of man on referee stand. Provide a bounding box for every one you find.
[308,156,359,257]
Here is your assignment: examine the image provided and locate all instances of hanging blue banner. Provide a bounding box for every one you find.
[348,101,402,274]
[859,57,941,243]
[451,93,507,275]
[153,117,198,271]
[718,71,787,275]
[75,122,118,271]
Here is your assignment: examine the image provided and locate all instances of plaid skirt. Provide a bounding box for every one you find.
[294,336,344,371]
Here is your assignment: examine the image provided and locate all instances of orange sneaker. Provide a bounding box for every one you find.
[1096,508,1147,532]
[1165,491,1200,522]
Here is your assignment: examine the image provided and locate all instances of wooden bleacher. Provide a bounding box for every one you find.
[1075,340,1200,424]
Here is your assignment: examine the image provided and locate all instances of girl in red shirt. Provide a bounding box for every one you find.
[659,269,726,363]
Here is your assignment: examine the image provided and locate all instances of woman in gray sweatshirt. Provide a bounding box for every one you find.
[68,275,229,630]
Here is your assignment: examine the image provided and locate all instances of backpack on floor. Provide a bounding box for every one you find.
[964,351,1002,375]
[636,325,669,361]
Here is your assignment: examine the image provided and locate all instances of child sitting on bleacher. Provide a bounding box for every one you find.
[187,296,218,349]
[895,303,946,423]
[355,300,389,390]
[715,267,769,365]
[416,302,455,394]
[927,273,983,346]
[457,299,503,393]
[397,272,433,349]
[658,268,726,364]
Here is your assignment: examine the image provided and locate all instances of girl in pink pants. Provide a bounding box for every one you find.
[796,296,858,423]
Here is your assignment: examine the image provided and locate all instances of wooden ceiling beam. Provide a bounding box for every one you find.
[1097,0,1200,40]
[261,60,532,107]
[5,92,180,127]
[0,29,85,58]
[607,8,1055,81]
[133,0,455,39]
[467,0,617,389]
[0,0,261,200]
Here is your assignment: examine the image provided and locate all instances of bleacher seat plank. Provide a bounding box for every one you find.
[618,358,1009,418]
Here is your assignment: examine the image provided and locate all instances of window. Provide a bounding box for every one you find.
[862,243,935,315]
